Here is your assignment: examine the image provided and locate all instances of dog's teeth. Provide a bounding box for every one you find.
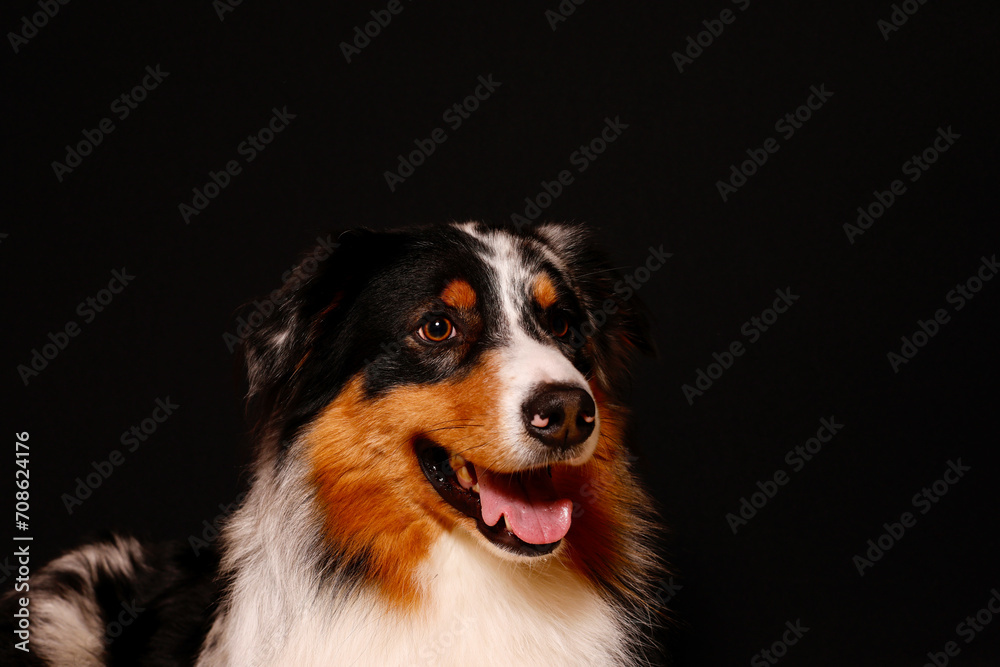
[471,483,480,494]
[449,454,465,471]
[456,464,474,488]
[503,515,513,532]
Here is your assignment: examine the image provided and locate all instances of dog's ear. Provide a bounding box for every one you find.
[535,221,657,394]
[237,229,387,437]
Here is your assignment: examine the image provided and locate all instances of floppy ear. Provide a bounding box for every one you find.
[535,221,656,394]
[237,229,385,442]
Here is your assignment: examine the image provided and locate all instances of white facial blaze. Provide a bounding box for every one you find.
[499,331,599,465]
[456,223,599,466]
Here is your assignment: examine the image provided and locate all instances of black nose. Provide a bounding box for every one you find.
[523,383,597,450]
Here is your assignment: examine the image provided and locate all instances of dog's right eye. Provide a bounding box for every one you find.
[550,312,570,338]
[418,316,455,342]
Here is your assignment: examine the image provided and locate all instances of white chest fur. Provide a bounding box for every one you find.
[201,528,629,667]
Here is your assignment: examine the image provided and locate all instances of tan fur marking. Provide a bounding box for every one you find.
[554,382,660,609]
[440,279,477,310]
[306,359,658,614]
[532,273,558,309]
[306,352,509,607]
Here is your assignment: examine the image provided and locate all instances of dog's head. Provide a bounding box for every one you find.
[240,221,654,600]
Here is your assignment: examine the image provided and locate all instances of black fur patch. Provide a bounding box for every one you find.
[0,537,219,667]
[2,222,655,666]
[239,222,651,457]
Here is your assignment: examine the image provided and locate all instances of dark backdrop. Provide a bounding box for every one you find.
[3,1,999,665]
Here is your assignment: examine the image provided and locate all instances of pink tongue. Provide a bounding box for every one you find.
[477,468,573,545]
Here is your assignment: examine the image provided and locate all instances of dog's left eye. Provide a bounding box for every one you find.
[418,316,455,342]
[550,312,570,338]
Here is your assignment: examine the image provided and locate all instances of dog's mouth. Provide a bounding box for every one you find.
[415,440,573,557]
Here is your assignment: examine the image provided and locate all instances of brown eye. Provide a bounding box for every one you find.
[419,316,454,342]
[550,312,569,338]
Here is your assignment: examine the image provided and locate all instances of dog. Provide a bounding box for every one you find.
[2,221,664,666]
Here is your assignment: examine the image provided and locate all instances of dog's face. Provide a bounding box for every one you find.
[242,221,651,601]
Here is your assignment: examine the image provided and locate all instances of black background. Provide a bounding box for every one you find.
[3,1,999,665]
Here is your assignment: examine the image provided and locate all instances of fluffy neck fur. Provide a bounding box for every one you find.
[196,449,648,667]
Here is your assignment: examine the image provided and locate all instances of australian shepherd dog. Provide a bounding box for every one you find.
[3,221,664,666]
